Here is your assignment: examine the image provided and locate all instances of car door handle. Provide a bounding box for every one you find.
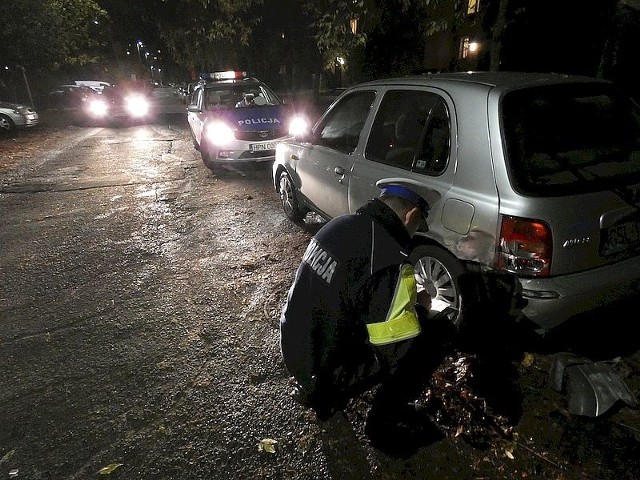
[334,166,345,176]
[290,154,299,161]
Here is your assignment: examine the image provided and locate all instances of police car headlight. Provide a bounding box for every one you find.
[205,121,235,146]
[87,98,108,117]
[288,116,309,136]
[124,94,150,117]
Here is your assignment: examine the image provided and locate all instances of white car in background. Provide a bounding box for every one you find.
[0,100,39,134]
[74,80,112,93]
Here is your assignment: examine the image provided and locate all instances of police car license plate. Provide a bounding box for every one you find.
[249,142,276,152]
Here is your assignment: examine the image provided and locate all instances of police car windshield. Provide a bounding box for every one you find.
[205,84,282,108]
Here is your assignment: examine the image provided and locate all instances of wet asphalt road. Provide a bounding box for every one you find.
[1,88,640,480]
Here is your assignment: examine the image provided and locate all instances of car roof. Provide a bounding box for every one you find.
[352,71,611,92]
[0,100,30,108]
[198,77,264,88]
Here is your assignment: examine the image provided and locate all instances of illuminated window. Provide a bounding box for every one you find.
[459,37,470,58]
[468,0,480,14]
[459,37,479,59]
[350,18,358,35]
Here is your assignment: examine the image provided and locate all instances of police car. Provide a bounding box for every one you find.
[186,71,295,171]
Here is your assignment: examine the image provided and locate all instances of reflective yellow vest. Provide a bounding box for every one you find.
[366,263,421,345]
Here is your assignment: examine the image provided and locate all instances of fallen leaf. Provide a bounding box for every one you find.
[0,449,15,464]
[258,438,278,454]
[98,463,124,474]
[521,353,535,367]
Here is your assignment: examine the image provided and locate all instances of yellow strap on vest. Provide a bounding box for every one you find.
[366,263,421,346]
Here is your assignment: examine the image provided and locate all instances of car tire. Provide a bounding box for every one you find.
[200,142,217,171]
[278,171,306,223]
[202,153,215,171]
[410,244,465,327]
[190,130,200,151]
[0,114,16,134]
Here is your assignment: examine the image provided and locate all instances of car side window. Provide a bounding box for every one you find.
[314,91,376,154]
[204,90,222,110]
[366,90,450,176]
[414,98,451,175]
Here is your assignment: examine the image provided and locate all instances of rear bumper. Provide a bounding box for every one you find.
[520,255,640,330]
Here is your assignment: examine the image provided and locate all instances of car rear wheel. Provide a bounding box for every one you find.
[0,114,16,134]
[411,244,465,327]
[278,171,306,222]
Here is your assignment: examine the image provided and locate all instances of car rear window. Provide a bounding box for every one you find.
[502,83,640,196]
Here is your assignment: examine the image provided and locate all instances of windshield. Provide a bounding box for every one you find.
[502,83,640,196]
[204,83,282,110]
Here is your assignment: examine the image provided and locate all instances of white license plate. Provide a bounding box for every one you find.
[249,142,276,152]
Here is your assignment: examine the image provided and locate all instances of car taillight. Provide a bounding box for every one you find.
[497,215,552,277]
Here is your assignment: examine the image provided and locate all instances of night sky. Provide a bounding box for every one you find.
[96,0,159,46]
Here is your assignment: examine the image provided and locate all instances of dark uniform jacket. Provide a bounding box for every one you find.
[279,198,422,408]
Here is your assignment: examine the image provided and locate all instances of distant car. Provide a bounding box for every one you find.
[187,71,294,171]
[83,83,151,125]
[0,100,39,134]
[272,71,640,331]
[174,83,189,103]
[74,80,112,93]
[46,84,99,109]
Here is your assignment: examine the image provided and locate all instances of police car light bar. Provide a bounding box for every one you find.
[205,71,248,80]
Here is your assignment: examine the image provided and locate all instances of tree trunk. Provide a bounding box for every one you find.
[489,0,509,71]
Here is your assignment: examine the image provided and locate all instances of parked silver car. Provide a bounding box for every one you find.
[272,71,640,331]
[0,100,39,133]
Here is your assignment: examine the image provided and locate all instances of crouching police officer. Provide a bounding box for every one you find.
[279,181,453,454]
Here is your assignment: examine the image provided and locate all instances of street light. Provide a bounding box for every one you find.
[336,57,346,88]
[136,40,143,63]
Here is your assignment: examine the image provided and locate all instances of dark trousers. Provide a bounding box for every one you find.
[369,307,456,413]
